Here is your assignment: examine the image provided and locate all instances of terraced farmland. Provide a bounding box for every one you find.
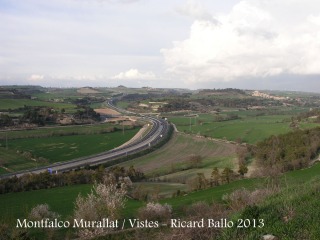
[116,132,237,181]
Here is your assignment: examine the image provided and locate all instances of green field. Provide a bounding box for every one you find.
[0,184,92,220]
[0,127,140,173]
[0,99,76,111]
[1,163,319,221]
[0,148,38,172]
[132,182,188,198]
[168,113,320,144]
[89,102,104,108]
[0,184,143,222]
[116,101,130,109]
[0,123,126,140]
[32,88,80,100]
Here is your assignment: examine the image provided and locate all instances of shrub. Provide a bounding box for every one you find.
[222,188,275,211]
[29,204,60,221]
[73,174,128,239]
[137,203,172,222]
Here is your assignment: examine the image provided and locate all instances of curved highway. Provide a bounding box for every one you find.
[0,100,170,179]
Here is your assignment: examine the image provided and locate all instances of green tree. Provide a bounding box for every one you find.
[221,167,233,184]
[210,167,220,186]
[196,173,208,190]
[238,164,248,177]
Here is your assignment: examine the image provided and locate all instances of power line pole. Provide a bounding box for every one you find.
[5,132,8,150]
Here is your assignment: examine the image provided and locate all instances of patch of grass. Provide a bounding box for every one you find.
[161,178,262,212]
[0,167,10,174]
[221,177,320,240]
[0,148,37,171]
[133,182,188,198]
[90,102,104,109]
[283,162,320,184]
[0,128,140,172]
[169,114,313,144]
[0,123,124,140]
[0,184,143,221]
[32,88,79,100]
[0,184,92,220]
[116,101,129,109]
[0,99,76,111]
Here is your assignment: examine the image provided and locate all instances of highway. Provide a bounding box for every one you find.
[0,100,170,179]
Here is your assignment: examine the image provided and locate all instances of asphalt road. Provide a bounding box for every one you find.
[0,101,169,179]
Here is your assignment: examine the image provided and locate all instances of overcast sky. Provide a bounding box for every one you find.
[1,0,320,91]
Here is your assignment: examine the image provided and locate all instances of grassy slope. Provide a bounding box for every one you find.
[221,176,320,239]
[116,132,237,180]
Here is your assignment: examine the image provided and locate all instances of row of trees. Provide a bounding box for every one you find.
[0,104,102,128]
[1,106,61,127]
[198,88,246,94]
[186,165,248,191]
[22,106,57,125]
[73,106,100,121]
[294,108,320,122]
[0,114,13,127]
[0,165,145,194]
[0,106,56,127]
[157,97,282,113]
[158,99,192,112]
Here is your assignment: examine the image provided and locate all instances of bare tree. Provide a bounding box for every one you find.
[188,154,203,168]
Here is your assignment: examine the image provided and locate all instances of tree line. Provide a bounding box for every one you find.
[253,127,320,172]
[0,165,145,194]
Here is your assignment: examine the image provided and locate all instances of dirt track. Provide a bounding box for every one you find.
[94,108,120,115]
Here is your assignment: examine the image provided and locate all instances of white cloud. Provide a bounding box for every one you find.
[176,0,219,24]
[162,0,320,84]
[28,74,44,81]
[112,68,156,80]
[307,15,320,25]
[2,0,320,91]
